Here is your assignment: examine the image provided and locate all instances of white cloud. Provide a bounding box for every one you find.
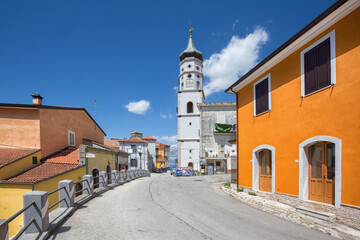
[160,113,173,119]
[155,135,178,143]
[203,27,269,97]
[124,100,151,115]
[173,86,178,91]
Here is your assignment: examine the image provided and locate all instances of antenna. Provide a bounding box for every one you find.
[94,100,97,120]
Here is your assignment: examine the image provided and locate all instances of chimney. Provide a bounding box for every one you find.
[31,92,44,105]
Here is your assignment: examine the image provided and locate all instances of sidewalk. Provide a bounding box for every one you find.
[221,185,360,240]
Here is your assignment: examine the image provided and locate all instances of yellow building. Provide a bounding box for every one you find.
[0,147,41,180]
[0,147,85,237]
[225,0,360,207]
[155,142,170,169]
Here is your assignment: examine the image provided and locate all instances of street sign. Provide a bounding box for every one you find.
[176,167,192,177]
[86,153,95,158]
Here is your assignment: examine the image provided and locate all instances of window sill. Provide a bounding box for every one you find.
[302,84,333,98]
[254,109,271,117]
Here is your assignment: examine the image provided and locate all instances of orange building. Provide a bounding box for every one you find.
[0,93,106,157]
[226,0,360,207]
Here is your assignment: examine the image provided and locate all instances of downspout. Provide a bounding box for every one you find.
[229,87,239,188]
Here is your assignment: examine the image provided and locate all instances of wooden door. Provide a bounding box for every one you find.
[259,150,272,192]
[309,142,335,204]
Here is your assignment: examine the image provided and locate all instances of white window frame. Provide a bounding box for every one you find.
[300,30,336,97]
[253,73,271,116]
[68,130,75,147]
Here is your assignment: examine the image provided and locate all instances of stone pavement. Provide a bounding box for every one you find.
[221,185,360,240]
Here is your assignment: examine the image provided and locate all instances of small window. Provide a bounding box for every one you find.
[301,30,335,96]
[187,74,192,78]
[189,122,192,126]
[131,145,137,154]
[131,159,137,167]
[197,81,200,89]
[68,131,75,146]
[253,74,271,116]
[216,161,221,166]
[187,102,193,113]
[189,149,192,153]
[32,157,38,164]
[196,66,200,70]
[188,64,191,68]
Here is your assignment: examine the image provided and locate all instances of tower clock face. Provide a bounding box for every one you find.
[186,79,193,87]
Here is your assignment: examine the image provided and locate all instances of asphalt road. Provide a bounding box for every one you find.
[51,174,336,240]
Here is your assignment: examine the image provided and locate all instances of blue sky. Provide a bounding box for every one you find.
[0,0,336,148]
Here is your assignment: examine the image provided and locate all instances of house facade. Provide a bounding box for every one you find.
[0,93,106,158]
[198,102,237,174]
[155,142,170,169]
[226,0,360,207]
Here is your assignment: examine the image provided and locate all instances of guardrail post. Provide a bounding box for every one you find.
[120,170,125,182]
[111,170,118,184]
[99,171,107,188]
[0,220,9,240]
[59,180,74,208]
[23,191,49,234]
[127,170,132,180]
[83,175,94,196]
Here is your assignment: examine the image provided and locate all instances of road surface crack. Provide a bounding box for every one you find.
[148,178,214,240]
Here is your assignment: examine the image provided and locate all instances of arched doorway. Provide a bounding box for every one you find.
[106,164,112,184]
[188,162,193,168]
[252,145,275,193]
[92,168,99,189]
[299,136,341,206]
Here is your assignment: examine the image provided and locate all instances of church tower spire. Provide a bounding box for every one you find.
[177,28,204,171]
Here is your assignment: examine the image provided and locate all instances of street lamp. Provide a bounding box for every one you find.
[138,146,143,169]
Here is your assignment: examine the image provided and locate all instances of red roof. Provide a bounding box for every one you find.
[0,148,40,168]
[118,138,148,143]
[44,148,79,165]
[142,136,157,140]
[156,142,170,147]
[3,162,82,183]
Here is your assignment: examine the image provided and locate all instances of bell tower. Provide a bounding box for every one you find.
[177,28,204,171]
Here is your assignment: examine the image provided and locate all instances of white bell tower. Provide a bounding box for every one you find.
[177,28,204,171]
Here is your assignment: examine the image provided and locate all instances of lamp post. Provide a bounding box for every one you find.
[138,146,143,169]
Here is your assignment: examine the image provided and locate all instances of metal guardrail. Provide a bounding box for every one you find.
[5,202,42,240]
[3,170,150,239]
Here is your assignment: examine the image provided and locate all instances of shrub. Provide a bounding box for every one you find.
[237,187,244,192]
[248,192,257,196]
[223,182,230,188]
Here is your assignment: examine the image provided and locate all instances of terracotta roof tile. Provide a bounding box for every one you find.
[44,148,79,165]
[142,136,157,140]
[118,138,148,143]
[0,148,40,168]
[3,162,82,183]
[104,140,119,149]
[156,142,171,147]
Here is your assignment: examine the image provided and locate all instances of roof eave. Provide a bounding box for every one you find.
[225,0,352,93]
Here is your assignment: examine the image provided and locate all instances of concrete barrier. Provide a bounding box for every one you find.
[23,191,49,234]
[99,171,107,188]
[83,175,94,196]
[111,170,118,184]
[59,180,74,208]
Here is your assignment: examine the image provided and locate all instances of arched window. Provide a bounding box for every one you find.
[187,102,193,113]
[181,82,184,89]
[197,81,200,89]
